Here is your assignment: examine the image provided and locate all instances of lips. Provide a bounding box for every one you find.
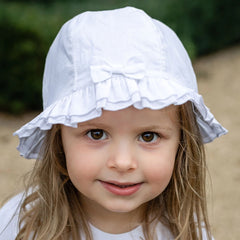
[99,180,142,196]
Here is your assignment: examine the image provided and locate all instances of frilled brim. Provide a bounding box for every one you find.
[14,76,227,159]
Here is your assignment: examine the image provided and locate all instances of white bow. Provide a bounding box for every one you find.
[90,58,145,83]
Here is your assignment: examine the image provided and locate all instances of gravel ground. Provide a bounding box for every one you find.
[0,45,239,239]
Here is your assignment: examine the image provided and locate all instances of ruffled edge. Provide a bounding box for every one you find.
[14,76,227,159]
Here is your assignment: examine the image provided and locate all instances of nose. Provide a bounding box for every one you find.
[107,142,138,172]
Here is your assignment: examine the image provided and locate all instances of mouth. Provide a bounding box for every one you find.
[99,180,143,196]
[109,182,139,188]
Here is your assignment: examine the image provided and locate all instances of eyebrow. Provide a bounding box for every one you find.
[134,125,174,133]
[77,122,109,129]
[78,122,174,132]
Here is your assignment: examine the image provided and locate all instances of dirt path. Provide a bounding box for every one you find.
[0,45,239,239]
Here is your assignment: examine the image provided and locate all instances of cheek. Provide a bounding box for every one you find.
[141,150,176,189]
[145,160,174,185]
[65,145,102,183]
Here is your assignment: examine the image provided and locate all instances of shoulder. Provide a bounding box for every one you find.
[154,221,214,240]
[0,192,24,239]
[155,221,174,240]
[202,227,215,240]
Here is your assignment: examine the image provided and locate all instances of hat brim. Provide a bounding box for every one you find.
[14,76,227,159]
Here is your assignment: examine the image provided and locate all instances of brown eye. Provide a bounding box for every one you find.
[139,132,158,143]
[87,129,107,140]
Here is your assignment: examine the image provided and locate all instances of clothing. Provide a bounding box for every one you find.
[0,193,213,240]
[13,6,227,160]
[88,223,173,240]
[0,193,23,240]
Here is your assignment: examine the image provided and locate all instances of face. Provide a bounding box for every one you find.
[61,106,180,220]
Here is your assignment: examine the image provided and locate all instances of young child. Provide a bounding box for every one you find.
[0,6,227,240]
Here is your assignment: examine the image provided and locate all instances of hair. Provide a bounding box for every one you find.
[16,101,212,240]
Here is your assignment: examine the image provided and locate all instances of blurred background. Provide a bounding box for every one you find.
[0,0,239,239]
[0,0,239,114]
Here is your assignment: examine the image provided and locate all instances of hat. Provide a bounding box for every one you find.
[14,7,227,159]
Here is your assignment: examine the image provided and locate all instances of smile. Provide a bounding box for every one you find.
[99,180,142,196]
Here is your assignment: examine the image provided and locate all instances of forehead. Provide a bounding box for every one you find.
[78,105,179,130]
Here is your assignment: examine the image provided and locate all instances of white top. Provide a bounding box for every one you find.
[0,193,23,240]
[0,193,212,240]
[89,222,173,240]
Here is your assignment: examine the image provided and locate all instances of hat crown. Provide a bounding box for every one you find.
[42,6,197,109]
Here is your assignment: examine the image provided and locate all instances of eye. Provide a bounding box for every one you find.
[86,129,107,140]
[138,131,159,143]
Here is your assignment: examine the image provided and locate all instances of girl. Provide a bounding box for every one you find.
[0,6,227,240]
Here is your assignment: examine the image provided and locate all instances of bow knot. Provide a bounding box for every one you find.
[90,58,145,83]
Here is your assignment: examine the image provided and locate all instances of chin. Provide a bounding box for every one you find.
[102,201,145,214]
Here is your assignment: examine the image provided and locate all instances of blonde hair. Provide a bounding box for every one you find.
[16,102,212,240]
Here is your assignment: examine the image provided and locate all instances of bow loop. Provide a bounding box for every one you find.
[90,58,145,83]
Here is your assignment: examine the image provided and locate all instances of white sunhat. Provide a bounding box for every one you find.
[14,6,227,159]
